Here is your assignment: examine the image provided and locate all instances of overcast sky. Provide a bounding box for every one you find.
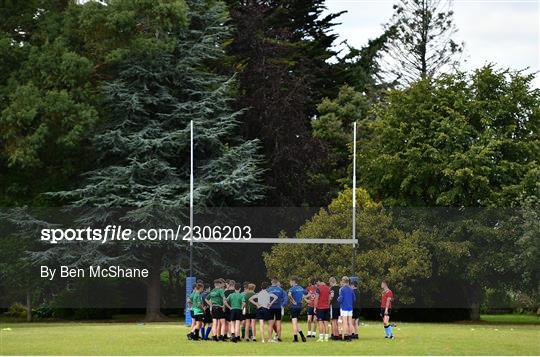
[325,0,539,86]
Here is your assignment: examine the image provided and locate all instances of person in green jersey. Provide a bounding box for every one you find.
[205,278,226,341]
[240,281,249,340]
[223,279,236,340]
[187,283,204,340]
[244,283,258,341]
[224,282,245,342]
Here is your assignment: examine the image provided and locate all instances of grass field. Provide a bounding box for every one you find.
[1,316,539,355]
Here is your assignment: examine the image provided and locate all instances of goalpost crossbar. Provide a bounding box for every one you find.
[187,238,357,244]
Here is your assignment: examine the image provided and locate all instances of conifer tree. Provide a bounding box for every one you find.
[38,0,265,321]
[384,0,464,83]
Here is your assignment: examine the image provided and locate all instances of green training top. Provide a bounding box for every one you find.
[244,291,257,314]
[227,292,245,310]
[189,291,204,315]
[207,288,225,306]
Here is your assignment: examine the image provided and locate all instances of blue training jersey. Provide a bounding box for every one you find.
[267,285,287,309]
[338,285,355,310]
[288,285,306,308]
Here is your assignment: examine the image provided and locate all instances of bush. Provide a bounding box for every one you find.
[4,302,27,318]
[49,308,114,320]
[33,305,54,319]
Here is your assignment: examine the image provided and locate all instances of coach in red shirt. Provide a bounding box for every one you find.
[380,281,395,339]
[313,277,331,341]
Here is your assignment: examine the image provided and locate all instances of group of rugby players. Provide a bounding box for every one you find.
[186,276,395,343]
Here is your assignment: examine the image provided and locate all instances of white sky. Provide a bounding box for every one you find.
[325,0,540,86]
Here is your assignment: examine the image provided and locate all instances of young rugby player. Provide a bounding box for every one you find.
[200,285,212,340]
[187,283,204,340]
[288,276,307,342]
[266,277,287,342]
[244,283,257,341]
[279,281,287,340]
[381,281,395,339]
[351,280,361,339]
[313,277,331,342]
[186,285,195,338]
[241,281,250,340]
[223,279,235,339]
[329,277,341,340]
[205,279,226,341]
[337,276,355,342]
[304,279,318,337]
[224,283,245,342]
[249,281,278,343]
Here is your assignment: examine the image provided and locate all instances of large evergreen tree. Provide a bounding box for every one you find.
[225,0,344,206]
[37,0,265,321]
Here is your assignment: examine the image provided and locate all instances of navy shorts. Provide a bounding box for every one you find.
[245,312,257,320]
[331,307,340,319]
[230,309,243,321]
[352,308,361,319]
[193,314,204,322]
[268,308,282,321]
[224,307,231,321]
[211,306,225,319]
[307,306,316,316]
[290,307,302,319]
[316,308,330,321]
[203,308,212,323]
[256,307,269,320]
[380,308,392,317]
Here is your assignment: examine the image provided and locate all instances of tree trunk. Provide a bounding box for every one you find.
[26,289,32,322]
[145,251,166,321]
[463,284,481,321]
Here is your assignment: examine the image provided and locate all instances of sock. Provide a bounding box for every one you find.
[299,330,305,338]
[206,327,212,339]
[294,334,298,341]
[241,327,245,339]
[248,327,252,338]
[319,333,324,339]
[384,325,389,337]
[387,325,393,336]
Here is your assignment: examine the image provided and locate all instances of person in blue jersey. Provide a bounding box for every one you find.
[288,276,307,342]
[266,277,287,342]
[338,276,355,342]
[351,281,361,339]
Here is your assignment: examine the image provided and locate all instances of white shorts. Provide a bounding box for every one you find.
[340,309,353,317]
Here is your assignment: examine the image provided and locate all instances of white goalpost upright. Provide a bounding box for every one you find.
[352,121,357,273]
[188,120,194,280]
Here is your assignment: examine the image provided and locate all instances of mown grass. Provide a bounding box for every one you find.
[1,316,538,355]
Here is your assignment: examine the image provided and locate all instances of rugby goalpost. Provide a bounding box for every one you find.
[185,120,358,324]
